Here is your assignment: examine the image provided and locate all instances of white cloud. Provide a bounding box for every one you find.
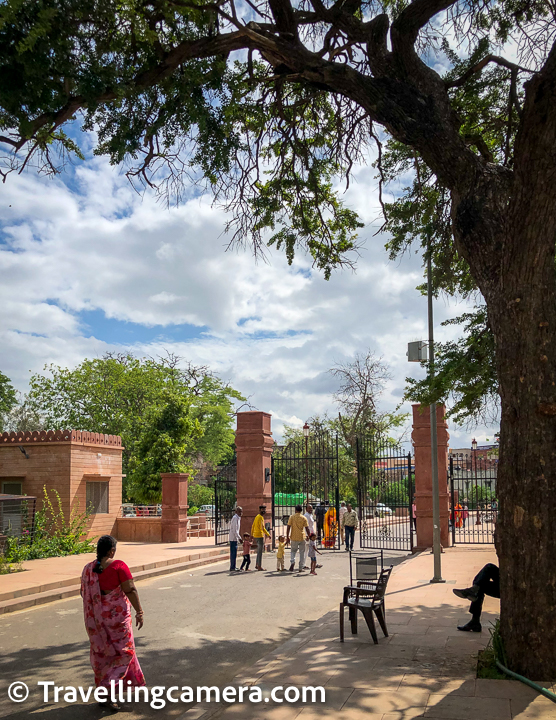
[0,155,496,446]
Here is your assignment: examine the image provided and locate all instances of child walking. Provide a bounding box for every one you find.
[276,535,286,571]
[240,533,252,571]
[308,533,321,575]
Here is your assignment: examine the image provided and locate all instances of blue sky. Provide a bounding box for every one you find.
[0,137,497,445]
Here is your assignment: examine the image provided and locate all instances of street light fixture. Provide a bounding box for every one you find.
[471,438,477,451]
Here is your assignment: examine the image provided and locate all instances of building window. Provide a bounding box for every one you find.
[86,482,109,514]
[1,480,23,495]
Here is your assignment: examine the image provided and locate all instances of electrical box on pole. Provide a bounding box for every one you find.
[407,341,428,362]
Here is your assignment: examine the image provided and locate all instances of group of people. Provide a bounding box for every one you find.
[79,520,501,712]
[227,501,360,573]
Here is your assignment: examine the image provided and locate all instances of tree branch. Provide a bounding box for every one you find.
[392,0,456,46]
[16,31,254,147]
[445,54,536,89]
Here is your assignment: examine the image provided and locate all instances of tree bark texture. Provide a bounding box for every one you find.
[451,55,556,678]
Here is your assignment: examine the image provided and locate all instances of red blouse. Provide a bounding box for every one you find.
[98,559,133,593]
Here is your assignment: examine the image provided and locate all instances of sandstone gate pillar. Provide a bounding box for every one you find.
[412,404,450,550]
[235,411,274,547]
[161,473,189,543]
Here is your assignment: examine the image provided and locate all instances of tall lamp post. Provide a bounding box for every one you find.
[303,422,310,505]
[426,244,444,584]
[407,241,444,583]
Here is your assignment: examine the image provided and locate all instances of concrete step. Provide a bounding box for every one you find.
[0,548,229,615]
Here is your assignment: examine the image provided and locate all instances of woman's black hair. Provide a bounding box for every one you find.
[93,535,117,574]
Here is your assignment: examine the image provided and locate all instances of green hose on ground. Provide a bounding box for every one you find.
[495,660,556,703]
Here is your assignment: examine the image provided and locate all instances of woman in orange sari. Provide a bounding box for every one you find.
[323,505,338,548]
[454,503,463,528]
[81,535,146,711]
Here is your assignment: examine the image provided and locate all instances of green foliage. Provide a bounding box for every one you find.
[466,485,496,509]
[25,353,243,500]
[2,487,95,562]
[477,619,507,679]
[128,393,203,504]
[187,483,215,509]
[404,307,498,426]
[0,555,22,574]
[0,370,17,430]
[187,505,199,516]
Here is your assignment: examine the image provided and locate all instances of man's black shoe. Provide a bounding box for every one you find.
[453,586,479,603]
[457,620,482,632]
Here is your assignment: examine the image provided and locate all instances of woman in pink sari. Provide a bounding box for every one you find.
[81,535,146,711]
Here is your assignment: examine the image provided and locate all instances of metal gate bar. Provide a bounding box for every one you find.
[271,431,340,550]
[357,435,414,552]
[449,454,496,544]
[214,460,237,546]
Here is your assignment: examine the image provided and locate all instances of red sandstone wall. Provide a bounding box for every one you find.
[0,430,123,540]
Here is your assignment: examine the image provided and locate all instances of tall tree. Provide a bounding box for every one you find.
[128,393,203,503]
[1,0,556,675]
[330,351,404,448]
[25,353,244,498]
[0,370,17,431]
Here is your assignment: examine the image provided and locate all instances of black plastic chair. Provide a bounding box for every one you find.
[339,565,393,644]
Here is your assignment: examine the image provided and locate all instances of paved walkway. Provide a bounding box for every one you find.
[182,547,556,720]
[0,537,227,613]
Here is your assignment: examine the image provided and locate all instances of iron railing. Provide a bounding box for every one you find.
[449,453,497,544]
[271,431,340,550]
[356,435,414,552]
[0,494,37,545]
[214,460,237,546]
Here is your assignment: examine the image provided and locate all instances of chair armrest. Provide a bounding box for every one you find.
[357,580,378,588]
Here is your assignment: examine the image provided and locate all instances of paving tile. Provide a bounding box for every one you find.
[400,675,476,697]
[510,694,556,719]
[474,680,540,701]
[425,694,511,719]
[297,708,383,720]
[343,687,430,715]
[389,634,449,648]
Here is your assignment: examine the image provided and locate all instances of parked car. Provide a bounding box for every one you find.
[375,503,393,516]
[198,504,215,518]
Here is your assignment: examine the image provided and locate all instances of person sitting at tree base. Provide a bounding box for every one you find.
[453,562,500,632]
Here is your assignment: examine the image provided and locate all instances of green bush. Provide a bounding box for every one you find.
[1,487,95,563]
[0,555,22,574]
[187,505,199,516]
[188,484,214,508]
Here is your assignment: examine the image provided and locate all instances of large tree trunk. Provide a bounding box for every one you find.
[453,58,556,678]
[489,249,556,679]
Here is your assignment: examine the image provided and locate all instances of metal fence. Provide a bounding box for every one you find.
[271,432,340,550]
[449,453,497,544]
[214,460,237,546]
[356,436,414,552]
[120,504,161,517]
[0,494,37,544]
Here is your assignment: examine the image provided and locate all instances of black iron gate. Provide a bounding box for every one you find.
[214,460,237,546]
[271,431,340,550]
[449,454,497,544]
[356,435,414,552]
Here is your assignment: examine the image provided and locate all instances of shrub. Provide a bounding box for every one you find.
[1,487,95,563]
[188,484,214,508]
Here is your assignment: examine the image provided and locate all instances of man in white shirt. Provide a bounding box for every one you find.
[304,504,315,535]
[339,501,347,545]
[229,506,243,571]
